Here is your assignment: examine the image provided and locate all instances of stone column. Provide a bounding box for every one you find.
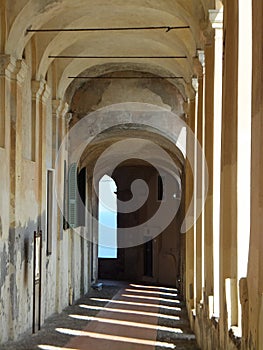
[8,59,27,228]
[247,1,263,349]
[185,96,196,313]
[87,175,95,284]
[51,99,68,169]
[0,56,21,180]
[92,179,99,283]
[31,80,45,163]
[38,82,51,231]
[52,99,69,312]
[208,7,223,318]
[58,102,69,147]
[219,0,239,344]
[0,56,14,148]
[8,58,27,340]
[39,82,51,326]
[195,51,205,306]
[203,41,215,301]
[0,55,16,342]
[51,100,59,169]
[32,79,45,231]
[56,100,69,230]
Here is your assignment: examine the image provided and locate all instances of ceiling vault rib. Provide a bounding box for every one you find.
[26,25,190,33]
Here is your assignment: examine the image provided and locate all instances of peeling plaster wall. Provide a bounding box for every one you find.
[0,53,90,343]
[69,71,185,125]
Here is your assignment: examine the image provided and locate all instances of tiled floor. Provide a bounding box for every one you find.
[1,281,199,350]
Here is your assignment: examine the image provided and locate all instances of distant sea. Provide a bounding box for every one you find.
[98,211,117,258]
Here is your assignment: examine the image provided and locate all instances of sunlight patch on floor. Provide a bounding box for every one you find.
[122,293,181,304]
[129,284,178,292]
[126,288,178,297]
[79,304,181,320]
[89,298,182,311]
[69,314,183,333]
[38,346,79,350]
[55,328,176,349]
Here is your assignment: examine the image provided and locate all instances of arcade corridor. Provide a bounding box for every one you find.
[0,1,263,349]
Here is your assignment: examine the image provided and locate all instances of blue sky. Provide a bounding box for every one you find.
[98,176,117,258]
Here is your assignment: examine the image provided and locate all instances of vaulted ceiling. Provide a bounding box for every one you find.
[2,0,217,100]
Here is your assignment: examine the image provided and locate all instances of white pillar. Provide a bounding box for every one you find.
[209,8,223,318]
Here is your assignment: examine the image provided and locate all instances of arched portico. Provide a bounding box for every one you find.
[0,0,262,349]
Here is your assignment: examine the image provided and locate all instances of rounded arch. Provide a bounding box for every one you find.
[57,102,207,235]
[79,123,186,179]
[62,63,194,103]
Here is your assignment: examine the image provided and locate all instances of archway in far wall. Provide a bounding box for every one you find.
[98,175,117,259]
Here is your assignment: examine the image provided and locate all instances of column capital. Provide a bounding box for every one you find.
[0,57,28,83]
[65,112,73,124]
[42,82,51,104]
[16,60,28,85]
[197,50,205,68]
[199,18,215,46]
[193,53,205,77]
[192,77,199,93]
[209,8,223,29]
[61,102,69,119]
[52,99,69,118]
[0,54,17,77]
[32,79,45,100]
[52,99,62,116]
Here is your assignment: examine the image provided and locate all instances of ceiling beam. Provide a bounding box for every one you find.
[49,55,188,59]
[27,25,190,33]
[68,76,184,79]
